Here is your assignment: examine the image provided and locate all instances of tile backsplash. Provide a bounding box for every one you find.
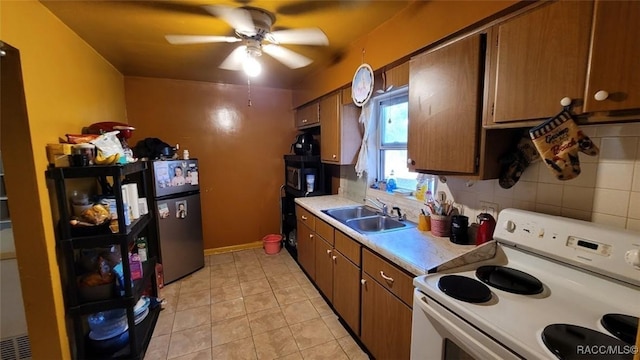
[340,122,640,232]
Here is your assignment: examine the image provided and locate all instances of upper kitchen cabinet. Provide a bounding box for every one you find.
[320,91,361,165]
[384,61,409,90]
[486,0,594,124]
[583,0,640,114]
[295,101,319,129]
[408,33,484,174]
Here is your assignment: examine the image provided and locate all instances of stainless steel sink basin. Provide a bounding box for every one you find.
[345,215,412,234]
[322,205,415,234]
[323,206,379,222]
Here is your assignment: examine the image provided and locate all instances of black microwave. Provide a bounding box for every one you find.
[286,166,317,191]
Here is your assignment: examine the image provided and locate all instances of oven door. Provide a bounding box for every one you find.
[411,289,523,360]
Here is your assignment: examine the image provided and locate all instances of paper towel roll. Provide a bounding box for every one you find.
[125,183,140,220]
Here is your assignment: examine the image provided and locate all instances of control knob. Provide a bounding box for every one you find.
[624,249,640,269]
[503,220,516,233]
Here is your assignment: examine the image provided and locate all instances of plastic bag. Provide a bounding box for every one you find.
[90,130,125,158]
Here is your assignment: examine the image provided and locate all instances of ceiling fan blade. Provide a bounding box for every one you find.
[268,28,329,46]
[165,35,240,45]
[203,5,255,36]
[219,46,247,71]
[263,44,313,69]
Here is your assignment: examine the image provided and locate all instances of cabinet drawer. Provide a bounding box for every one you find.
[363,249,415,307]
[295,205,315,231]
[335,231,361,266]
[315,218,334,245]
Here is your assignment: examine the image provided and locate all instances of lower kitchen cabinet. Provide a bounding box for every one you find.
[315,236,334,301]
[333,249,361,334]
[361,272,413,360]
[361,248,414,360]
[296,218,316,280]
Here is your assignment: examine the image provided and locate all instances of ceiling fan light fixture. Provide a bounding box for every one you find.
[243,53,262,77]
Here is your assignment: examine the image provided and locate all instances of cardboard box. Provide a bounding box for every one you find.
[46,143,73,166]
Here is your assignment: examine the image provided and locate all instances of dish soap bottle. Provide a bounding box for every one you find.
[386,170,397,193]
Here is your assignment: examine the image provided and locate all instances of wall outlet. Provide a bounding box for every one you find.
[437,191,446,202]
[479,201,499,218]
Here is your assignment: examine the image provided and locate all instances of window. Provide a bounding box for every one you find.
[375,88,418,190]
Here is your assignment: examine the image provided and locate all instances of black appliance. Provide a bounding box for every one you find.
[281,155,327,259]
[291,133,318,155]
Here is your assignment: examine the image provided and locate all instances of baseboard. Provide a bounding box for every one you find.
[204,241,263,255]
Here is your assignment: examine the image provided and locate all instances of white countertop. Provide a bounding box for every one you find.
[295,195,495,276]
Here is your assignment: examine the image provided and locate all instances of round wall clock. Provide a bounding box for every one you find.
[351,63,374,107]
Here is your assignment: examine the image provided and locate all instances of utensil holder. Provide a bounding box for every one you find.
[430,215,451,237]
[418,214,431,231]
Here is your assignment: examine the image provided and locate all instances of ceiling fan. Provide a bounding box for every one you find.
[165,5,329,77]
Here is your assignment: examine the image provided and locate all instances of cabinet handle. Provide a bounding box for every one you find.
[332,154,337,159]
[301,215,308,220]
[380,271,394,283]
[302,119,308,123]
[332,255,337,261]
[594,90,609,101]
[361,279,366,285]
[309,234,314,238]
[407,158,415,166]
[560,97,572,107]
[326,249,332,255]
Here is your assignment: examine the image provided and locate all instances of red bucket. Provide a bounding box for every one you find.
[262,234,283,255]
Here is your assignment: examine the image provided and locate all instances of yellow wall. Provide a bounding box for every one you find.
[293,0,519,106]
[0,1,126,358]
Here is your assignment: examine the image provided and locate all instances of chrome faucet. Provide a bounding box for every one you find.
[366,197,388,216]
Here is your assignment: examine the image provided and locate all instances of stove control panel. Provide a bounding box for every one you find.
[495,208,640,286]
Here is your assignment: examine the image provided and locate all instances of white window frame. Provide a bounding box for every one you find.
[373,87,414,190]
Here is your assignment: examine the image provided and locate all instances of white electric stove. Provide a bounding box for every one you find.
[411,208,640,360]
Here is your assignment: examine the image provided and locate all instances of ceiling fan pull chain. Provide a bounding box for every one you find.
[361,48,365,64]
[247,77,252,107]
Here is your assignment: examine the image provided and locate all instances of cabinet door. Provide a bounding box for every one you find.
[361,273,412,360]
[583,0,640,113]
[320,92,341,163]
[296,220,316,280]
[408,33,483,174]
[295,102,319,128]
[489,1,593,122]
[314,236,333,302]
[333,250,361,335]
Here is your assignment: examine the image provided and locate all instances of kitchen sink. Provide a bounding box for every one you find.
[345,215,412,234]
[323,206,379,222]
[322,206,414,234]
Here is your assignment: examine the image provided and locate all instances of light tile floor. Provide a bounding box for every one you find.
[146,248,370,360]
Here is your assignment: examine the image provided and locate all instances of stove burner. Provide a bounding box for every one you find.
[601,314,639,345]
[542,324,632,360]
[475,265,543,295]
[438,275,492,303]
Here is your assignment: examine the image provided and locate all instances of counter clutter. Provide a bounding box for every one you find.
[294,195,496,276]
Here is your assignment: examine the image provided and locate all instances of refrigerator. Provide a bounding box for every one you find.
[150,159,204,284]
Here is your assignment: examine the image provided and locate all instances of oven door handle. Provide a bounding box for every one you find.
[415,293,521,360]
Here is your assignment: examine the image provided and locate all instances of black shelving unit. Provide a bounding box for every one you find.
[46,162,159,359]
[282,155,329,259]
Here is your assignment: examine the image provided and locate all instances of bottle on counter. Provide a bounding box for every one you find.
[386,170,397,193]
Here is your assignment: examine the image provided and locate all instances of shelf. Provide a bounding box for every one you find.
[46,161,147,179]
[69,297,135,316]
[66,215,151,249]
[284,154,321,162]
[70,257,157,316]
[83,306,161,360]
[284,186,326,198]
